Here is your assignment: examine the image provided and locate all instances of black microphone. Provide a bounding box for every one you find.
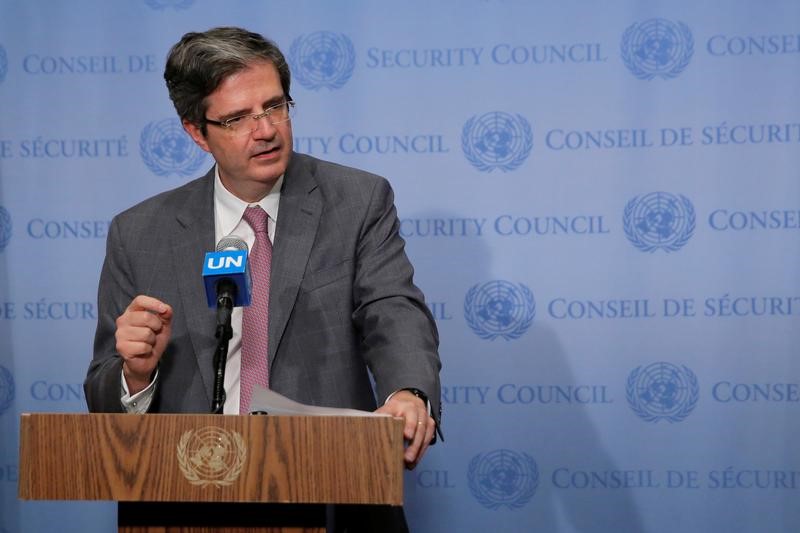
[204,236,250,414]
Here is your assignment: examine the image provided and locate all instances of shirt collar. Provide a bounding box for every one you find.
[214,166,283,237]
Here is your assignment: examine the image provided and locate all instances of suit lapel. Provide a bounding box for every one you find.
[269,154,321,367]
[171,168,217,403]
[167,157,320,396]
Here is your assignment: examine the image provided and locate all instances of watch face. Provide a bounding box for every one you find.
[407,388,427,402]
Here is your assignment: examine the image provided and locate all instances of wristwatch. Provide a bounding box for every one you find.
[403,388,442,443]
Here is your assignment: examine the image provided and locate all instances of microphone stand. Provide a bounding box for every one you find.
[211,279,236,414]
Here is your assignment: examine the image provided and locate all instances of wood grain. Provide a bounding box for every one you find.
[19,413,404,505]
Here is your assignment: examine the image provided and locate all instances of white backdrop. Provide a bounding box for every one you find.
[1,1,799,532]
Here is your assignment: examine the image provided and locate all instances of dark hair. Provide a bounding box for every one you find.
[164,27,291,129]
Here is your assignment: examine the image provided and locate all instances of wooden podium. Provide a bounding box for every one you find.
[18,413,405,532]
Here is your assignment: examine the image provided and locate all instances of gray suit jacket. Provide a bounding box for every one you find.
[85,153,441,424]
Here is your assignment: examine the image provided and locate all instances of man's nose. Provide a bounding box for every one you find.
[251,115,277,138]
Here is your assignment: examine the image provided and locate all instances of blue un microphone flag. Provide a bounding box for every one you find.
[202,249,252,307]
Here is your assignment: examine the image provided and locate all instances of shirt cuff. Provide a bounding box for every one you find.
[120,369,158,413]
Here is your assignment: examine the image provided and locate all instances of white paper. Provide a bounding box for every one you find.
[249,386,387,417]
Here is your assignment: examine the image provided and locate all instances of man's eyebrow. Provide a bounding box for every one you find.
[216,96,286,120]
[262,96,287,108]
[215,107,253,121]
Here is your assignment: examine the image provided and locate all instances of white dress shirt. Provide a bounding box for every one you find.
[121,167,282,413]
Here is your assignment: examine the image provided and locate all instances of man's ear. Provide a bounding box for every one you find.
[183,119,211,153]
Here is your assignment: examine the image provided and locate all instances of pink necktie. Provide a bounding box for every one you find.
[240,206,271,413]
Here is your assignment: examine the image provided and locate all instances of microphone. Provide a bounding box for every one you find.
[203,235,251,414]
[202,236,252,308]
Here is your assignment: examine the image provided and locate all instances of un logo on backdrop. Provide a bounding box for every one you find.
[144,0,194,10]
[0,45,7,83]
[0,206,12,251]
[289,32,355,90]
[468,449,539,510]
[623,192,695,253]
[140,119,207,177]
[621,18,693,80]
[465,281,535,341]
[627,362,699,423]
[462,112,533,172]
[0,365,15,415]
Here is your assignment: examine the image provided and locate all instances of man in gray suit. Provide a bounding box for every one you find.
[84,26,441,488]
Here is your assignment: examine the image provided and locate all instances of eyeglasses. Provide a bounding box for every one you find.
[205,100,295,135]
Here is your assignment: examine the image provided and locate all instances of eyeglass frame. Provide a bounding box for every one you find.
[204,100,296,133]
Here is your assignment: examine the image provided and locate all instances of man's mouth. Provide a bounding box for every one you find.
[252,145,280,158]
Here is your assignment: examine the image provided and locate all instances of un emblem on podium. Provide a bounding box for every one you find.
[177,426,247,487]
[623,191,695,253]
[0,207,12,252]
[626,362,699,423]
[140,118,207,177]
[621,18,694,80]
[0,365,15,416]
[0,45,7,84]
[289,32,355,90]
[464,280,535,341]
[462,112,533,172]
[468,449,539,510]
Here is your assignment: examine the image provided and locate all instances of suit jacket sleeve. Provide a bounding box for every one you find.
[351,176,442,425]
[84,215,135,412]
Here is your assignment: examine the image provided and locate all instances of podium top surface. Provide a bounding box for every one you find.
[18,413,404,505]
